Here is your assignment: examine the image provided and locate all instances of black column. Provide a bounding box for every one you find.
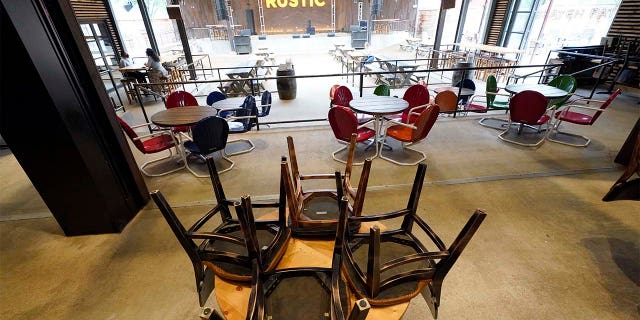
[0,0,149,236]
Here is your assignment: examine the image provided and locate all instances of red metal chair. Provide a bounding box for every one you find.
[117,117,183,176]
[332,85,353,107]
[328,106,376,164]
[547,89,621,147]
[329,84,341,107]
[165,90,198,133]
[380,104,440,165]
[385,84,430,123]
[498,90,551,147]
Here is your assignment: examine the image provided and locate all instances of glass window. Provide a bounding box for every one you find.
[511,12,530,33]
[517,0,535,12]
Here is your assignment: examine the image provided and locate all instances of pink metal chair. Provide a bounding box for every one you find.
[386,84,430,123]
[332,85,353,107]
[498,90,551,147]
[328,106,376,164]
[547,89,621,147]
[165,90,198,133]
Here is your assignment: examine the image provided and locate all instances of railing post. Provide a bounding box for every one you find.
[359,73,364,97]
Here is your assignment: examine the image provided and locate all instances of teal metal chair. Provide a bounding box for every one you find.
[547,75,577,110]
[464,75,510,129]
[373,84,390,96]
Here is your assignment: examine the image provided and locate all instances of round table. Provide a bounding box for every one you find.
[209,97,246,112]
[215,215,409,319]
[504,83,568,99]
[150,106,219,127]
[349,96,409,158]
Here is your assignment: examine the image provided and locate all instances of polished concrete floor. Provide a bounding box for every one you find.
[1,34,639,319]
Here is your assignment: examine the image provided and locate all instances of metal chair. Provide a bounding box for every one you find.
[149,156,290,306]
[116,117,183,177]
[284,135,372,237]
[165,90,199,133]
[183,116,234,176]
[498,90,551,147]
[333,85,354,107]
[466,75,511,128]
[433,90,458,114]
[547,89,621,147]
[329,84,341,108]
[386,84,430,123]
[380,104,440,165]
[339,163,487,318]
[256,90,272,130]
[547,75,577,110]
[373,84,391,96]
[206,91,227,107]
[225,96,258,156]
[328,106,376,164]
[240,194,371,320]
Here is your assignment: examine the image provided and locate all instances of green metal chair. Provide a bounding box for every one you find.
[547,75,577,110]
[464,75,510,129]
[373,84,391,96]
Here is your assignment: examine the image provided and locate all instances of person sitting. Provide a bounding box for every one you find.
[144,48,169,83]
[119,52,146,83]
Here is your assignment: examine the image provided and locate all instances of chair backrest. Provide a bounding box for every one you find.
[333,85,353,107]
[206,91,227,106]
[455,78,476,91]
[485,75,498,106]
[509,90,548,125]
[344,134,371,217]
[403,84,430,108]
[411,104,440,142]
[328,106,359,142]
[548,75,577,108]
[591,88,621,124]
[260,90,272,116]
[233,96,258,131]
[434,90,458,112]
[373,84,391,96]
[329,84,341,99]
[116,117,144,151]
[166,90,198,108]
[191,116,230,155]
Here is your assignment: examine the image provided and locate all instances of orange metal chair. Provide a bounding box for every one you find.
[434,90,458,113]
[380,104,440,165]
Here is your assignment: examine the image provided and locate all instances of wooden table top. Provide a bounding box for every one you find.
[434,86,475,96]
[215,214,409,320]
[210,97,246,110]
[119,64,147,72]
[150,106,218,127]
[350,96,409,116]
[505,84,568,99]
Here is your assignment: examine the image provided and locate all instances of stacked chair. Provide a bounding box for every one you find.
[153,134,486,319]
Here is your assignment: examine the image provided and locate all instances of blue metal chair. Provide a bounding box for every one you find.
[256,91,272,130]
[183,116,234,176]
[206,91,227,106]
[226,96,258,156]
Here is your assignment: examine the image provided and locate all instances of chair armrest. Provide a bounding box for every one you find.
[189,232,245,245]
[357,118,375,128]
[413,215,447,250]
[130,122,156,129]
[385,119,417,130]
[486,92,511,97]
[562,104,607,112]
[467,94,487,105]
[380,252,449,272]
[299,173,337,180]
[226,115,258,121]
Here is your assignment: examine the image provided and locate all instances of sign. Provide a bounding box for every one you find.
[265,0,326,9]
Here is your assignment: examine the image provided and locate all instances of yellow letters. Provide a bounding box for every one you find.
[276,0,287,7]
[265,0,276,8]
[289,0,298,7]
[265,0,325,8]
[315,0,325,6]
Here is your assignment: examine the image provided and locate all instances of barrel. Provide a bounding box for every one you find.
[276,64,297,100]
[451,61,475,86]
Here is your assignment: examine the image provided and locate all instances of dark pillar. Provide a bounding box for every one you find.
[167,5,196,79]
[137,0,160,54]
[431,5,448,69]
[0,0,149,236]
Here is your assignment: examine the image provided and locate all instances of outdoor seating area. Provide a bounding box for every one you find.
[3,1,640,320]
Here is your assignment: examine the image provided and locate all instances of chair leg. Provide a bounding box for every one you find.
[185,152,235,177]
[498,120,546,147]
[546,120,591,147]
[225,138,256,156]
[379,138,427,166]
[421,282,441,319]
[139,148,185,177]
[478,116,509,130]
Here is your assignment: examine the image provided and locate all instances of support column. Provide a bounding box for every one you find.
[137,0,160,54]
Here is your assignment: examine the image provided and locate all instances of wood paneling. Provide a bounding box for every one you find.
[484,0,511,46]
[70,0,123,58]
[607,0,640,37]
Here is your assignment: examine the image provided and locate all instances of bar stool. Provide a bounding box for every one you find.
[120,77,138,104]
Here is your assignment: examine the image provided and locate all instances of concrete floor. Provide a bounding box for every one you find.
[1,33,639,319]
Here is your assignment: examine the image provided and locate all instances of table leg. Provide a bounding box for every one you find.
[372,115,381,159]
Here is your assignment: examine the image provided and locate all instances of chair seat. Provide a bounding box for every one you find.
[142,134,175,153]
[353,127,376,142]
[492,100,509,109]
[172,126,189,133]
[466,103,488,113]
[386,125,414,142]
[228,121,245,132]
[555,110,593,125]
[515,114,551,126]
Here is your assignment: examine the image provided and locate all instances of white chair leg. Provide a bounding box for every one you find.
[379,139,427,166]
[225,138,255,156]
[498,120,546,147]
[185,152,235,177]
[140,148,185,177]
[546,120,591,147]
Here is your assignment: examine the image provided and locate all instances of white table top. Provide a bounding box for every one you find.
[349,96,409,116]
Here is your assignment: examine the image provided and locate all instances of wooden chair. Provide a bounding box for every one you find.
[284,135,371,237]
[149,156,290,306]
[239,194,371,320]
[339,163,487,318]
[602,130,640,201]
[120,77,138,104]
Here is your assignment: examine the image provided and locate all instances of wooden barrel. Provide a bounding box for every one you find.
[276,64,297,100]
